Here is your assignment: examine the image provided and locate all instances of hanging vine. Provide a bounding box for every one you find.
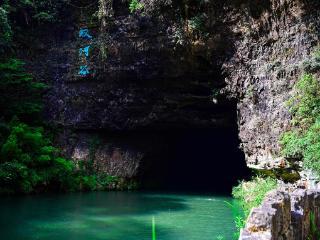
[97,0,113,61]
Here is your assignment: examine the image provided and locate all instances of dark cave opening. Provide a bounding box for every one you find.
[140,107,251,194]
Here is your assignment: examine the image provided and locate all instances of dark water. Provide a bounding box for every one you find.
[0,192,236,240]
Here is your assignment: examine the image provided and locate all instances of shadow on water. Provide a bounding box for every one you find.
[0,192,189,240]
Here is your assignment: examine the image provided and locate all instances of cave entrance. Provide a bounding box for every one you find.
[140,104,250,194]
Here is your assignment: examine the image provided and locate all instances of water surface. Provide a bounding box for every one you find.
[0,192,236,240]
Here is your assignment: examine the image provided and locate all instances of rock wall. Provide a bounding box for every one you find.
[240,188,320,240]
[22,0,320,179]
[34,0,239,180]
[224,0,320,169]
[69,133,143,178]
[46,1,233,131]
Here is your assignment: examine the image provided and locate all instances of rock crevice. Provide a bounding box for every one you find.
[240,188,320,240]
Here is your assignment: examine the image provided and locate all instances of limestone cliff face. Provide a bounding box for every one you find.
[46,1,234,131]
[41,0,236,180]
[26,0,319,180]
[223,0,320,170]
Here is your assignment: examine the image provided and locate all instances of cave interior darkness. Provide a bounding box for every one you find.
[138,67,251,194]
[140,112,251,194]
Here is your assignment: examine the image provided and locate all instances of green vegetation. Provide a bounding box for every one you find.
[0,58,112,194]
[280,47,320,178]
[152,216,156,240]
[232,176,277,218]
[307,212,320,240]
[224,200,246,240]
[129,0,144,13]
[280,73,320,177]
[0,120,75,193]
[0,59,46,121]
[2,0,67,24]
[230,176,277,238]
[0,58,78,194]
[228,48,320,240]
[188,14,208,37]
[258,168,300,183]
[0,1,125,194]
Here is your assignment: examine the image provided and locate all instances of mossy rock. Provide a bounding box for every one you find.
[255,168,300,183]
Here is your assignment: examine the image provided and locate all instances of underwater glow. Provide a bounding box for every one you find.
[0,192,237,240]
[152,216,156,240]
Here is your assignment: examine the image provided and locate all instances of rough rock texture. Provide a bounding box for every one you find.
[23,0,320,178]
[56,129,166,180]
[224,0,320,169]
[46,1,234,131]
[35,0,238,179]
[69,132,143,178]
[240,189,320,240]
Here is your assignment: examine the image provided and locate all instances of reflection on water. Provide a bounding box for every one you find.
[0,192,236,240]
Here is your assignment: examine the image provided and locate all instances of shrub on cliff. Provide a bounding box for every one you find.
[3,0,68,25]
[129,0,144,13]
[0,22,123,194]
[0,120,76,193]
[280,74,320,177]
[0,0,125,194]
[0,59,46,122]
[0,118,121,193]
[0,58,79,194]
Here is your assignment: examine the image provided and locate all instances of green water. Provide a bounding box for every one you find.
[0,192,236,240]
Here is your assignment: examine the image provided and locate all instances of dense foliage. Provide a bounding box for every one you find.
[0,59,124,194]
[232,176,277,218]
[0,57,75,193]
[0,0,70,53]
[0,120,75,193]
[2,0,69,24]
[231,176,277,238]
[0,0,125,194]
[0,59,46,121]
[280,72,320,177]
[129,0,144,13]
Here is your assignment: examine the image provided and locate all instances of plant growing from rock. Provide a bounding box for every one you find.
[0,119,76,193]
[187,14,208,38]
[231,176,277,239]
[232,176,278,219]
[129,0,144,13]
[303,48,320,73]
[280,73,320,177]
